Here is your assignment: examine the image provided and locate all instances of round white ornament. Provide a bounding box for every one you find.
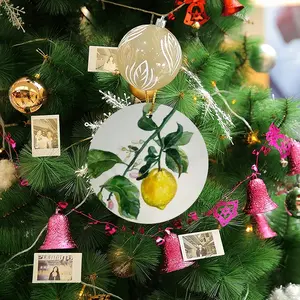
[89,104,208,224]
[117,24,182,91]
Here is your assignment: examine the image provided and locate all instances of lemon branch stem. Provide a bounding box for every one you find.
[157,132,164,171]
[103,105,178,201]
[122,105,177,176]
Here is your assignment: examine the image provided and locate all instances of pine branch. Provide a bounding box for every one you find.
[0,0,25,32]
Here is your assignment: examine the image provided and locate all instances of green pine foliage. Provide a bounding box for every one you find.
[0,0,298,299]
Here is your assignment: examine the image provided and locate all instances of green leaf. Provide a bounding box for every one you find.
[165,148,182,177]
[138,115,158,131]
[137,163,152,181]
[175,131,193,146]
[148,146,157,157]
[104,176,140,219]
[88,149,123,178]
[164,123,183,149]
[143,103,159,114]
[165,148,189,176]
[178,149,189,173]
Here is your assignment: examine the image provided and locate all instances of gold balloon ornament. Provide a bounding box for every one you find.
[9,76,47,113]
[129,84,156,102]
[117,23,182,91]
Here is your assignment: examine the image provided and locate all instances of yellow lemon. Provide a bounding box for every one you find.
[141,168,177,210]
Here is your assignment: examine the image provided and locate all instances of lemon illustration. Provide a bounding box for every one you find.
[141,168,177,210]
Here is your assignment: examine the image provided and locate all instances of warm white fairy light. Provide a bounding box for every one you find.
[0,0,25,32]
[182,67,234,143]
[99,90,131,109]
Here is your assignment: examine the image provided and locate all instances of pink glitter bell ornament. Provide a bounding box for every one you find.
[253,214,277,239]
[39,207,77,250]
[161,231,194,273]
[288,140,300,176]
[244,178,278,215]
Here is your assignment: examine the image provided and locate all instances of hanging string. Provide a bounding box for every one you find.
[100,0,186,18]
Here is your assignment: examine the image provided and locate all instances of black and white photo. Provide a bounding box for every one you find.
[179,229,225,261]
[32,253,82,283]
[31,115,60,157]
[88,46,119,73]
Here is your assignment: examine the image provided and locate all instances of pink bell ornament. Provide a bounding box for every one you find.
[244,178,278,215]
[288,140,300,176]
[39,207,77,250]
[161,232,194,273]
[253,213,277,239]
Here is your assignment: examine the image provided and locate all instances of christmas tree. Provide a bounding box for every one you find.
[1,0,299,299]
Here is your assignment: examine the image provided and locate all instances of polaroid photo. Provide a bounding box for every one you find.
[178,229,225,262]
[88,46,119,73]
[32,253,82,283]
[31,115,61,157]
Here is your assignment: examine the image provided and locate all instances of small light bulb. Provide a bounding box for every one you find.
[246,225,253,233]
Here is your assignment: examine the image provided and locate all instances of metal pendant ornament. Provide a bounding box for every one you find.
[117,20,182,91]
[39,205,77,250]
[9,76,47,114]
[222,0,244,16]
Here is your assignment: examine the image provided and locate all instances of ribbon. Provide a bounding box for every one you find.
[57,201,68,209]
[156,227,173,245]
[105,223,117,235]
[170,0,210,26]
[5,133,16,149]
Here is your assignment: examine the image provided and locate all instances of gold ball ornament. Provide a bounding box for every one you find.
[109,248,134,278]
[129,84,156,102]
[117,24,182,91]
[9,77,47,113]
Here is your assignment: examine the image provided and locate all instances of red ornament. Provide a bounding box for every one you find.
[288,140,300,176]
[39,208,77,250]
[161,232,194,273]
[244,178,278,215]
[222,0,244,16]
[253,214,277,239]
[173,0,210,27]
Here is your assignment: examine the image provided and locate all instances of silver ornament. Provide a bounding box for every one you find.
[253,44,277,73]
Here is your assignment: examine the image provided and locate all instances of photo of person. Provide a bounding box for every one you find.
[179,230,225,261]
[31,115,60,157]
[32,253,82,283]
[88,46,119,73]
[49,266,60,280]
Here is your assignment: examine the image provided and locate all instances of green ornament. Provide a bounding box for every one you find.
[286,188,300,218]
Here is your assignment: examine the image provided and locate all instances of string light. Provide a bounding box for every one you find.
[246,225,253,233]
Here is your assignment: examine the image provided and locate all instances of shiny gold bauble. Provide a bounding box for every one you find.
[109,248,134,278]
[9,77,47,113]
[129,84,156,101]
